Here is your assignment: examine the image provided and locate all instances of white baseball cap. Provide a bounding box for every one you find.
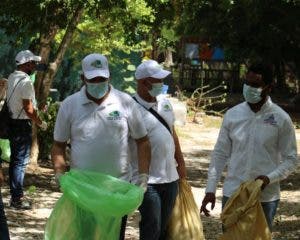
[135,60,170,80]
[82,53,110,79]
[15,50,41,65]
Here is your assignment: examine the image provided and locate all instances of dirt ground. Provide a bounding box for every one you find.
[1,115,300,240]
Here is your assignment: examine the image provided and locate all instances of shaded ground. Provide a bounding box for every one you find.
[1,115,300,240]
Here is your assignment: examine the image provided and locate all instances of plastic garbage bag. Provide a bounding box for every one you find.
[167,179,205,240]
[0,139,10,162]
[45,169,144,240]
[219,180,271,240]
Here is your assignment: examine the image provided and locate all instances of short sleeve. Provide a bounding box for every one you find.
[126,99,147,139]
[20,80,35,100]
[54,101,71,142]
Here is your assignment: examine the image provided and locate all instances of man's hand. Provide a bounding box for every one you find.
[0,168,4,187]
[54,172,64,186]
[255,175,270,190]
[38,121,48,131]
[200,192,216,216]
[136,173,149,193]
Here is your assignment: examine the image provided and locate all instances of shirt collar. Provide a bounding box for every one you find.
[14,70,29,77]
[244,96,273,114]
[134,93,157,109]
[260,96,272,112]
[79,86,93,105]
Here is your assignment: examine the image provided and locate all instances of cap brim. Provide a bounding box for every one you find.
[32,56,42,62]
[84,69,110,79]
[151,69,171,79]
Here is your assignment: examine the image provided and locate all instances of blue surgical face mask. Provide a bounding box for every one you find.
[243,84,262,104]
[86,81,109,99]
[149,83,163,97]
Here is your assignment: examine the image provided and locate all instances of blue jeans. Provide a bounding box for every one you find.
[0,189,10,239]
[222,196,279,232]
[139,180,178,240]
[9,120,32,200]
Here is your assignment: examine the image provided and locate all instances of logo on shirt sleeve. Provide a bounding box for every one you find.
[107,110,122,120]
[263,114,277,126]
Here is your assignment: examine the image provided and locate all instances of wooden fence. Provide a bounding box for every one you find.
[170,60,242,93]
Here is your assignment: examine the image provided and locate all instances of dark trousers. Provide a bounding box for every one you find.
[0,189,10,239]
[139,180,178,240]
[119,215,127,240]
[9,120,32,200]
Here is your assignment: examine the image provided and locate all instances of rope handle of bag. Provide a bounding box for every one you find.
[132,96,172,135]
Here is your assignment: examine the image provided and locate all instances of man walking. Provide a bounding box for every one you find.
[200,63,298,231]
[130,59,186,240]
[51,53,151,239]
[7,50,47,209]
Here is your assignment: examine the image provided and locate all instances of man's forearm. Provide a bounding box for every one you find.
[26,109,42,125]
[136,136,151,174]
[23,99,42,125]
[173,128,186,177]
[51,142,67,174]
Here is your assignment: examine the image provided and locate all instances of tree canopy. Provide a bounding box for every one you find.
[178,0,300,67]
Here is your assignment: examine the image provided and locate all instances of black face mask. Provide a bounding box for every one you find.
[35,63,48,71]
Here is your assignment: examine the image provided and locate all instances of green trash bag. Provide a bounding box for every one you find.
[44,169,144,240]
[0,139,10,162]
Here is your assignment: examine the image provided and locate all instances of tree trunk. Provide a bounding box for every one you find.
[30,5,84,166]
[164,47,173,67]
[35,25,59,102]
[151,30,159,61]
[41,5,84,105]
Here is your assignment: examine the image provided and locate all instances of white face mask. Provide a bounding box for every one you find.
[148,83,163,97]
[86,81,109,99]
[243,84,262,104]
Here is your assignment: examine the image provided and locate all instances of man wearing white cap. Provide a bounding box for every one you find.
[51,53,151,239]
[6,50,47,210]
[129,59,186,240]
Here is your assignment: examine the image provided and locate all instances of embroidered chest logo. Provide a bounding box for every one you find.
[163,104,172,111]
[91,60,102,69]
[107,110,121,120]
[263,114,277,126]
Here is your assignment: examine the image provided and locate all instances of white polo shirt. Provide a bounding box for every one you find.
[7,70,36,119]
[206,97,298,202]
[54,86,147,181]
[129,94,179,184]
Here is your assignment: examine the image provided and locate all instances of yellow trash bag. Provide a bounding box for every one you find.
[219,180,271,240]
[167,179,205,240]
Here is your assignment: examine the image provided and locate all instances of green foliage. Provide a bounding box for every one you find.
[177,0,300,66]
[37,98,60,160]
[27,185,37,195]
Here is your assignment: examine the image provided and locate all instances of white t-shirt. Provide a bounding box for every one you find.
[206,97,298,202]
[129,94,179,184]
[54,86,147,181]
[7,71,36,119]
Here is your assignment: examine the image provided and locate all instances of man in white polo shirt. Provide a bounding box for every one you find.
[51,53,151,240]
[7,50,47,210]
[129,60,186,240]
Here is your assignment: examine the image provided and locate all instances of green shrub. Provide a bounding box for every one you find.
[37,98,60,161]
